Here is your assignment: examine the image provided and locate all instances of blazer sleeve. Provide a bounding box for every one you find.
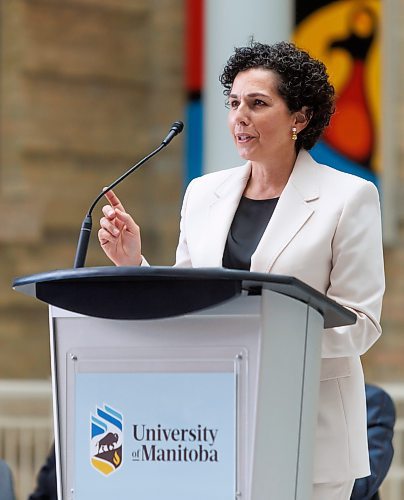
[174,179,195,268]
[322,180,385,358]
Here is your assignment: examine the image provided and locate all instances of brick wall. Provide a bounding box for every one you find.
[0,0,403,382]
[362,0,404,383]
[0,0,184,378]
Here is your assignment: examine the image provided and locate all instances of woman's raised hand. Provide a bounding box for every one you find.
[98,190,142,266]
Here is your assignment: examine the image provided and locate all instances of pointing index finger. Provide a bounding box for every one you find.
[103,188,125,212]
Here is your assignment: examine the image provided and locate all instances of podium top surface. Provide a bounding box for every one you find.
[13,266,356,328]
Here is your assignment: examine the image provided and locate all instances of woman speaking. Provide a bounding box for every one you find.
[98,41,385,499]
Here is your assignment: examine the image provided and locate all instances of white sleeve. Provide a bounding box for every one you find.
[139,256,149,267]
[173,179,195,268]
[322,181,385,358]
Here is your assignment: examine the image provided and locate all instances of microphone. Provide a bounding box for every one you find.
[73,120,184,268]
[162,121,184,146]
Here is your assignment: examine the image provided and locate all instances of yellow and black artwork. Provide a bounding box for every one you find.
[294,0,380,185]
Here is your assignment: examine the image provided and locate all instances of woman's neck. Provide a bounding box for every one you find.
[244,152,297,200]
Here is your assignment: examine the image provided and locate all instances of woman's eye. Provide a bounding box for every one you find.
[230,100,239,109]
[254,99,265,106]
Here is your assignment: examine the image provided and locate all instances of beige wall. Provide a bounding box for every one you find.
[0,0,403,383]
[0,0,184,378]
[362,0,404,383]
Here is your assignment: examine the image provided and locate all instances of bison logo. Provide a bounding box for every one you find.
[90,405,123,476]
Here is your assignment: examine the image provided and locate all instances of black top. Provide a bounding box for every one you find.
[223,196,279,270]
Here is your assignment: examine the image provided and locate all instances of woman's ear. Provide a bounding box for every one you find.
[294,106,311,133]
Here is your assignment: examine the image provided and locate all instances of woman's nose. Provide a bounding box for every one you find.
[234,102,250,124]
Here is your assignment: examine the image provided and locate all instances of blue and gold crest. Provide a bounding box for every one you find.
[90,404,123,476]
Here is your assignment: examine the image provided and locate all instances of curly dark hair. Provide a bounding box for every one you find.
[220,41,335,151]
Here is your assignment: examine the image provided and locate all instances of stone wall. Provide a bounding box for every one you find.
[0,0,403,383]
[0,0,184,378]
[361,0,404,383]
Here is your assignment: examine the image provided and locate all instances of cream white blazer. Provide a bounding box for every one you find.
[172,149,385,483]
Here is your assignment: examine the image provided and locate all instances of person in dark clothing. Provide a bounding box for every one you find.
[351,384,396,500]
[28,445,56,500]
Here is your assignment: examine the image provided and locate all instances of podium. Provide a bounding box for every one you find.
[13,266,355,500]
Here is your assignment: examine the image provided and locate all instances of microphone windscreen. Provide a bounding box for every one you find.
[161,121,185,145]
[171,121,184,135]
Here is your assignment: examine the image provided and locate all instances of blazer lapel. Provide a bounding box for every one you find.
[250,150,320,272]
[204,162,251,266]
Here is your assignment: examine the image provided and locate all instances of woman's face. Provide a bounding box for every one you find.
[228,67,298,163]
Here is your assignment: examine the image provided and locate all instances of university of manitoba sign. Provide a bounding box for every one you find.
[131,423,219,462]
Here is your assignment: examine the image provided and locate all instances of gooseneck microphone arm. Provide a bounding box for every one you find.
[73,120,184,268]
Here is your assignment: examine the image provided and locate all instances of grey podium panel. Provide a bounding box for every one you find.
[251,288,323,500]
[13,268,356,499]
[50,290,322,500]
